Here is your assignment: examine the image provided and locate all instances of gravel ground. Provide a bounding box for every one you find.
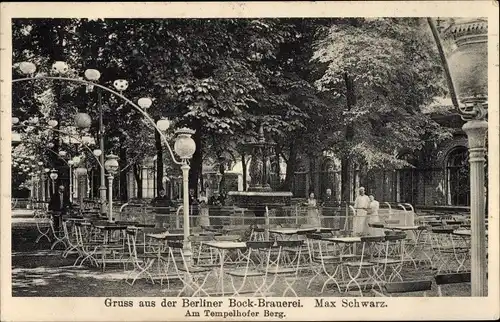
[11,219,472,297]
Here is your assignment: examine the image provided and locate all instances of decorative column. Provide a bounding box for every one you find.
[463,120,488,295]
[438,18,488,296]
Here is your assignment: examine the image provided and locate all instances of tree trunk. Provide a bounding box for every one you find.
[341,72,356,204]
[283,142,297,192]
[219,162,226,194]
[241,153,247,191]
[133,163,142,199]
[154,127,164,194]
[341,157,351,203]
[314,154,321,198]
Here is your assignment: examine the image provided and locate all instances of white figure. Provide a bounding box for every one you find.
[353,187,370,236]
[306,192,321,228]
[367,195,384,236]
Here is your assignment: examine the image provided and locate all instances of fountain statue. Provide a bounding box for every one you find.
[226,125,293,219]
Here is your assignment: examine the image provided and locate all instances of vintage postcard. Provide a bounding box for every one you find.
[1,1,498,321]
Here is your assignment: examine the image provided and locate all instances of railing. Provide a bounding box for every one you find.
[115,202,416,233]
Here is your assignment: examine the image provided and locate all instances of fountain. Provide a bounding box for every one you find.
[226,125,293,220]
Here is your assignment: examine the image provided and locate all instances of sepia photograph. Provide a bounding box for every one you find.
[1,2,498,321]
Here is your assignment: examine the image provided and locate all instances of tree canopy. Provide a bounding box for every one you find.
[11,17,453,199]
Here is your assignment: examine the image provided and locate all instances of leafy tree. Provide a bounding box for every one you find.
[311,18,452,201]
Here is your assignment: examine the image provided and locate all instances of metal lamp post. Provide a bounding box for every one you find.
[173,128,197,267]
[429,18,488,296]
[104,154,119,223]
[14,62,196,240]
[67,160,74,203]
[74,166,88,209]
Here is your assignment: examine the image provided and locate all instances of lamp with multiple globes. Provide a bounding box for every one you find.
[14,60,198,265]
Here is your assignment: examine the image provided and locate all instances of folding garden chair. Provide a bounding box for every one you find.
[73,221,100,268]
[342,236,385,296]
[274,240,304,297]
[168,241,213,297]
[50,215,69,250]
[249,225,272,242]
[124,227,157,286]
[305,233,343,293]
[226,241,274,296]
[190,235,217,265]
[430,227,469,273]
[370,234,405,283]
[35,210,52,244]
[61,218,84,258]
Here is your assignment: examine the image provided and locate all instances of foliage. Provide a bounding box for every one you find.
[311,18,452,169]
[11,18,455,197]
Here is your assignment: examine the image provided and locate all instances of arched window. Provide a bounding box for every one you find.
[446,147,470,206]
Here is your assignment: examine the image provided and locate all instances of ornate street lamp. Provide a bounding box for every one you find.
[49,169,58,194]
[173,128,196,264]
[104,154,119,223]
[429,18,488,296]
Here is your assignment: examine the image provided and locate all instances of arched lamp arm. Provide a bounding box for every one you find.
[13,76,182,165]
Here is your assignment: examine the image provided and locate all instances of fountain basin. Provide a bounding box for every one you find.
[226,191,293,217]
